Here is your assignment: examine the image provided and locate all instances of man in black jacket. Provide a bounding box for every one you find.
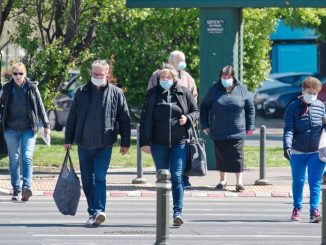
[64,60,130,226]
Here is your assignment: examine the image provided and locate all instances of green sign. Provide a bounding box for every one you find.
[127,0,326,8]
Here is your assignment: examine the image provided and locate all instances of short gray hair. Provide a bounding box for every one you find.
[168,50,185,63]
[91,60,109,71]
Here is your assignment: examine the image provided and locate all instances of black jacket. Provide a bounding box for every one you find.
[139,84,199,147]
[65,82,131,147]
[0,79,49,133]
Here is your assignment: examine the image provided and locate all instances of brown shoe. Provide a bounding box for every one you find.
[21,188,32,201]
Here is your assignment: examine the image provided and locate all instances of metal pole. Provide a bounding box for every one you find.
[321,171,326,245]
[0,50,2,85]
[132,124,146,184]
[255,125,270,185]
[155,169,171,245]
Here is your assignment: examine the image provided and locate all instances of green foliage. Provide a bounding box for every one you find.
[91,0,199,107]
[243,9,278,91]
[7,0,326,108]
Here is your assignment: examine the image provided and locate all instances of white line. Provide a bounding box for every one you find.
[0,213,294,217]
[32,234,320,239]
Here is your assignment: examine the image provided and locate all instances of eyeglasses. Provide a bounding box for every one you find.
[91,73,106,78]
[13,72,24,76]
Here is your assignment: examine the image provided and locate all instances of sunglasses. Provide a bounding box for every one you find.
[13,72,24,76]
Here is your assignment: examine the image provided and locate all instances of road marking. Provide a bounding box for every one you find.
[32,234,320,239]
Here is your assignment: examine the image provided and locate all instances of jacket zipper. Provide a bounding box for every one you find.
[168,90,172,147]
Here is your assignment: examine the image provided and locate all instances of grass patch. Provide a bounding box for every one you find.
[0,131,288,171]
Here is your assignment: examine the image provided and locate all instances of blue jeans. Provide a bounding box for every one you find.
[4,129,37,192]
[151,143,187,216]
[78,146,112,216]
[290,152,325,212]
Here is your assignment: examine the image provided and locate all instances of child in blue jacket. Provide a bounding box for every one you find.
[283,76,325,223]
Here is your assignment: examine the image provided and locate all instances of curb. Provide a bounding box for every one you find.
[0,188,302,198]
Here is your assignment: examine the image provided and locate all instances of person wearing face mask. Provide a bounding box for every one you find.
[64,60,131,226]
[0,62,50,202]
[140,68,199,226]
[147,50,198,189]
[200,65,255,192]
[283,76,325,223]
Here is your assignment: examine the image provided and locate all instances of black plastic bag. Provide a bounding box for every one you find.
[53,151,81,215]
[184,127,208,177]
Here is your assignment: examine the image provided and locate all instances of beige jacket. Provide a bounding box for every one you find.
[147,69,198,102]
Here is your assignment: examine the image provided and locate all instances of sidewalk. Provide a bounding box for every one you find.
[0,167,308,198]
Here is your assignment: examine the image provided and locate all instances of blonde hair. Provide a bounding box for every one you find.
[158,68,176,81]
[11,62,26,73]
[302,76,322,92]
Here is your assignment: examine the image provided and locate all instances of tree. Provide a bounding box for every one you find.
[10,0,112,108]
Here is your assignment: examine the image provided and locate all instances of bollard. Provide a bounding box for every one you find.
[255,125,270,185]
[132,124,146,184]
[155,169,171,245]
[322,171,326,245]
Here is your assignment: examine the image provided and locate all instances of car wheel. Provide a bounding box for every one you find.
[48,110,63,131]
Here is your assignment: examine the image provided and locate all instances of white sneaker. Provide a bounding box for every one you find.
[86,215,94,226]
[93,212,106,226]
[173,214,184,227]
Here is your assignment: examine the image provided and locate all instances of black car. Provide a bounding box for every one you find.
[48,71,82,131]
[254,72,324,118]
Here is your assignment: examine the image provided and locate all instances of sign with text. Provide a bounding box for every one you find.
[206,19,224,34]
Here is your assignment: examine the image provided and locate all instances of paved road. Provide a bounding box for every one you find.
[0,196,322,245]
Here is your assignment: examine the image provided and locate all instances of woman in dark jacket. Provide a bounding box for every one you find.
[0,62,50,201]
[200,65,255,192]
[283,76,325,223]
[140,68,199,226]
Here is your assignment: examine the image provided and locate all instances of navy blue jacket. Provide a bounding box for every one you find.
[283,98,325,152]
[200,80,255,140]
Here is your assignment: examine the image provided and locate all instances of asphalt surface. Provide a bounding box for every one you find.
[0,196,322,245]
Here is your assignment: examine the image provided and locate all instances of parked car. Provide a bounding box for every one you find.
[48,70,82,131]
[254,72,326,118]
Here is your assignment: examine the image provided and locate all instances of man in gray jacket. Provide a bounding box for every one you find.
[64,60,130,226]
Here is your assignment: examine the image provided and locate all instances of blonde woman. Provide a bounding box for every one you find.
[140,68,199,226]
[0,62,50,201]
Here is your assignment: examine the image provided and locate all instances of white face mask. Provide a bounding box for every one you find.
[91,77,106,87]
[303,92,317,104]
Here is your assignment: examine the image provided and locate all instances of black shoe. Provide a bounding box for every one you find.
[215,182,227,190]
[183,180,192,190]
[11,190,20,201]
[235,184,245,192]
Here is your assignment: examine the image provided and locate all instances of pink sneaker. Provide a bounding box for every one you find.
[291,208,301,221]
[309,209,321,223]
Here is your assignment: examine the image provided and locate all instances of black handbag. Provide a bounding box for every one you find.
[184,126,207,176]
[53,151,81,216]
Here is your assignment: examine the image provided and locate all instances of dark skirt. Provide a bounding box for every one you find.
[213,139,244,173]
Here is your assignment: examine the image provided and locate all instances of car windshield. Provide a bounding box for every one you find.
[66,75,82,94]
[276,75,308,85]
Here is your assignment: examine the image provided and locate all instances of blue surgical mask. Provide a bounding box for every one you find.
[160,80,174,90]
[221,78,233,88]
[177,61,187,71]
